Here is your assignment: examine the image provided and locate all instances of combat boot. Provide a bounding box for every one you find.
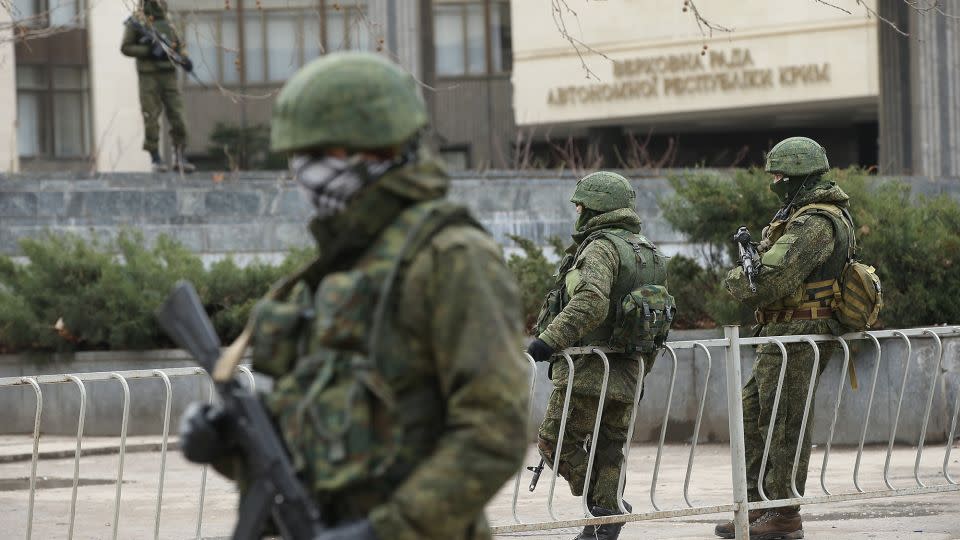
[150,150,168,173]
[573,501,631,540]
[173,146,196,173]
[748,507,803,540]
[713,509,765,538]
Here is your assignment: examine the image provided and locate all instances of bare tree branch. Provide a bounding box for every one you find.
[855,0,909,36]
[812,0,852,15]
[683,0,733,37]
[550,0,612,80]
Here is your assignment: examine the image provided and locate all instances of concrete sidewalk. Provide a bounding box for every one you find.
[1,439,959,539]
[0,435,178,464]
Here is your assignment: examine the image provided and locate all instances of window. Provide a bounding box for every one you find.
[180,10,240,85]
[173,0,371,86]
[434,0,511,77]
[11,0,85,28]
[16,65,91,159]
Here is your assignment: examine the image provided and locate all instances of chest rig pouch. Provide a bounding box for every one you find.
[602,231,675,353]
[254,201,477,496]
[535,229,675,352]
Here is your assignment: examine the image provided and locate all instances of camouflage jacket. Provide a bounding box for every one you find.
[249,157,529,540]
[120,13,184,73]
[538,208,653,402]
[723,182,851,340]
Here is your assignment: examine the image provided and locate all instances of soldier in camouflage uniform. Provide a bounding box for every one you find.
[120,0,195,172]
[528,171,669,540]
[714,137,855,540]
[179,52,530,540]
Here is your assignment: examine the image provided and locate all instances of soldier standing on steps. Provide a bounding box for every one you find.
[120,0,195,173]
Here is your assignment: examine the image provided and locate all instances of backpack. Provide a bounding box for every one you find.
[834,261,883,330]
[610,284,676,353]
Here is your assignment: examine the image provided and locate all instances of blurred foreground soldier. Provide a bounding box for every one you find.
[715,137,857,539]
[121,0,195,173]
[529,171,674,540]
[179,52,529,539]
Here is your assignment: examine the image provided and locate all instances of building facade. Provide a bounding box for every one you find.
[1,0,516,172]
[511,0,881,169]
[2,1,955,174]
[4,0,149,172]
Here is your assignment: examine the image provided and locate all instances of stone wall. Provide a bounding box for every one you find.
[3,171,959,261]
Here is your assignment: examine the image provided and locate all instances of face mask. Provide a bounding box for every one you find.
[575,207,598,231]
[290,155,379,220]
[770,175,802,204]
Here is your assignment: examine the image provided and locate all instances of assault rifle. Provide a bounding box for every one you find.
[125,16,207,88]
[733,226,760,293]
[157,281,323,540]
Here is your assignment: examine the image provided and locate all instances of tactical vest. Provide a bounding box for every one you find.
[758,202,855,323]
[133,17,178,73]
[250,200,480,520]
[537,228,667,347]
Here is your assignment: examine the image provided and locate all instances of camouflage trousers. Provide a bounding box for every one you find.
[138,70,187,152]
[743,339,835,502]
[537,390,633,510]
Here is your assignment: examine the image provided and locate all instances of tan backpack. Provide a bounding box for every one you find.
[834,260,883,330]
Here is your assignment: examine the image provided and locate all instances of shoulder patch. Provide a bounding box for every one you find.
[761,232,799,268]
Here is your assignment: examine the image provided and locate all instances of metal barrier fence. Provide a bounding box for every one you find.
[493,325,960,537]
[0,365,260,540]
[1,325,958,539]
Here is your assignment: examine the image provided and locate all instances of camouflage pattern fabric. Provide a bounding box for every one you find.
[120,10,189,152]
[250,155,529,540]
[120,11,184,74]
[537,391,635,509]
[539,208,647,401]
[742,324,836,502]
[723,182,852,503]
[135,71,188,152]
[534,204,664,515]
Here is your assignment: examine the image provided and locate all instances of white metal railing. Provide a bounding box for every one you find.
[2,326,958,539]
[494,325,960,537]
[0,365,259,540]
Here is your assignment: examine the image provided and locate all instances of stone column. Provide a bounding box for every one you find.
[878,0,960,176]
[87,0,150,172]
[0,7,19,173]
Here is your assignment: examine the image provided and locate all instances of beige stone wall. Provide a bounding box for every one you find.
[511,0,879,127]
[88,0,151,172]
[0,7,19,173]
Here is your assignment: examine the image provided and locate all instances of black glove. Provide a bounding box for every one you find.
[182,57,194,73]
[150,42,167,60]
[179,402,234,464]
[527,338,555,363]
[315,520,379,540]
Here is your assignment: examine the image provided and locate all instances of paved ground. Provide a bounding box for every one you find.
[0,436,958,539]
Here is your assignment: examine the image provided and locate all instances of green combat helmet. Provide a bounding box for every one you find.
[271,52,427,153]
[764,136,829,178]
[142,0,166,18]
[570,171,636,212]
